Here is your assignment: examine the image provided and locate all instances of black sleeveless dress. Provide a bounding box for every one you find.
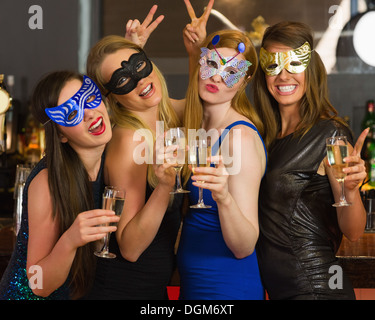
[256,119,356,300]
[84,184,182,300]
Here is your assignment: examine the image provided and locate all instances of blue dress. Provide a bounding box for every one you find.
[177,121,267,300]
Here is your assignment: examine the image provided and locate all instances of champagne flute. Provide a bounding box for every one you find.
[189,137,212,209]
[326,136,351,207]
[94,186,125,259]
[165,127,190,194]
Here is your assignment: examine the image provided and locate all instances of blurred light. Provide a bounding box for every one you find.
[353,11,375,66]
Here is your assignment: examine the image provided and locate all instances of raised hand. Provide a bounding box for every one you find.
[125,5,165,48]
[183,0,214,55]
[343,127,369,190]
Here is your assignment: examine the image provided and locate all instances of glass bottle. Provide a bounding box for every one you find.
[361,100,375,164]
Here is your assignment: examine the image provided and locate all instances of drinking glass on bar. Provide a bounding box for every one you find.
[94,186,125,259]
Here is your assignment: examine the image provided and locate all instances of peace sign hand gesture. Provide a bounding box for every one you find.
[125,5,165,48]
[343,127,369,190]
[183,0,214,56]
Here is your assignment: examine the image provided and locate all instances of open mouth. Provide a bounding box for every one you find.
[277,85,297,93]
[139,83,153,97]
[88,117,105,135]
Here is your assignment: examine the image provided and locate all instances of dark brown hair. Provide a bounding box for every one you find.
[31,71,97,299]
[252,21,348,149]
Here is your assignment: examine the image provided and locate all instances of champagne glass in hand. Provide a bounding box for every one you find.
[165,127,190,194]
[326,136,351,207]
[189,137,212,209]
[94,186,125,259]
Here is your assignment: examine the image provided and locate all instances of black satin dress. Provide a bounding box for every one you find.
[257,119,356,300]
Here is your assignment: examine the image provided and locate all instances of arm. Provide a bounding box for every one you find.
[325,128,368,241]
[191,127,266,258]
[105,127,176,262]
[26,169,118,297]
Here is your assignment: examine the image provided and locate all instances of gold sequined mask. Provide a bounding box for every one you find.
[259,42,312,76]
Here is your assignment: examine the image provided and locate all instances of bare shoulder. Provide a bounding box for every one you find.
[229,122,264,152]
[106,127,148,164]
[105,126,148,185]
[28,168,50,206]
[224,121,266,176]
[28,168,55,229]
[170,98,185,122]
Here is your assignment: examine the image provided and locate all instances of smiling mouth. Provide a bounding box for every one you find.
[89,117,104,135]
[139,83,153,97]
[277,85,297,93]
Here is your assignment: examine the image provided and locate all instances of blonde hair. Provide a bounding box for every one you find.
[182,30,262,185]
[87,35,180,188]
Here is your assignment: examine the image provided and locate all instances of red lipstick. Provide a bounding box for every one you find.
[89,117,105,136]
[206,84,219,93]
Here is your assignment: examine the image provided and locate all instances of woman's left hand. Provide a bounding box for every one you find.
[343,128,369,190]
[191,156,230,204]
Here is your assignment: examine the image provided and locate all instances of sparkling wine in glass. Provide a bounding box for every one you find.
[326,136,351,207]
[165,127,190,194]
[189,137,212,209]
[94,186,125,259]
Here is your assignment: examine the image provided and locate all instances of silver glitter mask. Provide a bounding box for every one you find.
[199,47,252,88]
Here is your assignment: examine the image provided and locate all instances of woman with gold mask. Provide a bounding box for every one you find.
[253,21,367,300]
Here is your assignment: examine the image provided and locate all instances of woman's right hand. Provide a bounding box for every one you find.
[124,5,164,48]
[65,210,120,248]
[153,135,179,189]
[183,0,214,55]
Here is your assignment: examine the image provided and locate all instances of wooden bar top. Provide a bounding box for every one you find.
[337,232,375,259]
[337,232,375,288]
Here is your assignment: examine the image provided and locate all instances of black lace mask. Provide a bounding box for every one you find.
[104,50,153,95]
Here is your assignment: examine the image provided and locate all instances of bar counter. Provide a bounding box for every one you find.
[336,232,375,288]
[1,217,375,291]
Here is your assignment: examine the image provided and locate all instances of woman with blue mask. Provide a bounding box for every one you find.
[0,71,118,299]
